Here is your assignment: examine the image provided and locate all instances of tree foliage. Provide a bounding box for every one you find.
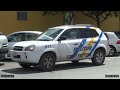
[42,11,120,28]
[81,11,120,28]
[42,11,76,25]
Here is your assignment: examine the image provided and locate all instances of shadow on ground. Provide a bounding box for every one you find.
[106,53,120,57]
[0,59,14,62]
[2,62,104,74]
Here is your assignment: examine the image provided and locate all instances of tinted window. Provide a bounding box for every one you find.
[60,28,80,40]
[78,28,99,38]
[114,32,120,39]
[8,33,25,42]
[25,33,40,41]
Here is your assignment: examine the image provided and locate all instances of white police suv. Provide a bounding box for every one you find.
[10,24,109,71]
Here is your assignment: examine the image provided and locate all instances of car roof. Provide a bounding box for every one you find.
[104,32,115,34]
[7,31,42,36]
[50,24,96,29]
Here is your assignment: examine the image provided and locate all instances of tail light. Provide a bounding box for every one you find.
[116,40,120,44]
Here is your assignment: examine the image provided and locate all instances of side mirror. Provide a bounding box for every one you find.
[58,36,67,41]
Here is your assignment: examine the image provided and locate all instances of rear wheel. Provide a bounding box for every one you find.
[19,63,31,68]
[92,49,105,65]
[39,53,56,71]
[109,46,116,56]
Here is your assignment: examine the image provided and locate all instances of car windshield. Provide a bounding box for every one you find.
[36,28,63,41]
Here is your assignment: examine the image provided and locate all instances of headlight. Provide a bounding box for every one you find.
[25,45,36,51]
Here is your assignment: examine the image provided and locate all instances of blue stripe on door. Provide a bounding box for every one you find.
[70,38,87,59]
[87,32,103,57]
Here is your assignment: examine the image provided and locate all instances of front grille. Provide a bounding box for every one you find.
[13,46,23,51]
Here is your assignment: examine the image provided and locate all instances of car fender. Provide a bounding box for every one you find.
[40,48,58,60]
[91,44,108,57]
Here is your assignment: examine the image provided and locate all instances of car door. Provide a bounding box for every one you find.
[58,28,83,61]
[76,28,99,59]
[58,28,99,61]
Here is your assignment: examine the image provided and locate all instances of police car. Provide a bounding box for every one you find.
[10,24,109,71]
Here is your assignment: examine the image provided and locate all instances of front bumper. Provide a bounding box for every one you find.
[0,47,8,54]
[10,50,43,64]
[0,47,8,60]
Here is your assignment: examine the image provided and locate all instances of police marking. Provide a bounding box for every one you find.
[87,32,103,57]
[79,38,95,58]
[69,38,87,59]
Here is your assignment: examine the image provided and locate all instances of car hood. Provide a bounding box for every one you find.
[13,41,55,47]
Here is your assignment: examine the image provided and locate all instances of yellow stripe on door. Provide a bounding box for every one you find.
[80,38,95,57]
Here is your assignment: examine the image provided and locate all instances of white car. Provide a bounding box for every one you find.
[0,32,8,60]
[104,32,120,56]
[5,31,42,59]
[10,25,109,71]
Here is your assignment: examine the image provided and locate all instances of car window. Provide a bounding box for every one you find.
[78,28,99,38]
[8,33,25,42]
[25,33,40,41]
[37,29,63,41]
[60,28,80,40]
[0,32,3,35]
[114,32,120,39]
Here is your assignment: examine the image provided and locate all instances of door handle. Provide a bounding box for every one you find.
[74,43,79,45]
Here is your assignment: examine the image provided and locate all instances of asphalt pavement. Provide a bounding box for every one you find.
[0,54,120,79]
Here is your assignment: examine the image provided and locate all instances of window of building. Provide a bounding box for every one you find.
[17,11,27,20]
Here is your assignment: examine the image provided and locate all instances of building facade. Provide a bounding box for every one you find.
[0,11,119,35]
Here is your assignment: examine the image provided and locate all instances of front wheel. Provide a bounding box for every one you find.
[39,53,56,71]
[91,49,105,65]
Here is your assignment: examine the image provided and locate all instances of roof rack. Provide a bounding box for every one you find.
[75,24,94,27]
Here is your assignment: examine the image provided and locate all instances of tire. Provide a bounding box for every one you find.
[71,61,79,64]
[109,46,116,56]
[19,63,31,68]
[39,53,56,71]
[91,49,105,65]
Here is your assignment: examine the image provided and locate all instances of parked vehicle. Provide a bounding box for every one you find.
[10,24,109,71]
[5,31,42,59]
[0,32,8,60]
[104,32,120,56]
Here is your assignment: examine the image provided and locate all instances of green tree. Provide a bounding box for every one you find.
[81,11,119,28]
[43,11,120,28]
[42,11,76,25]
